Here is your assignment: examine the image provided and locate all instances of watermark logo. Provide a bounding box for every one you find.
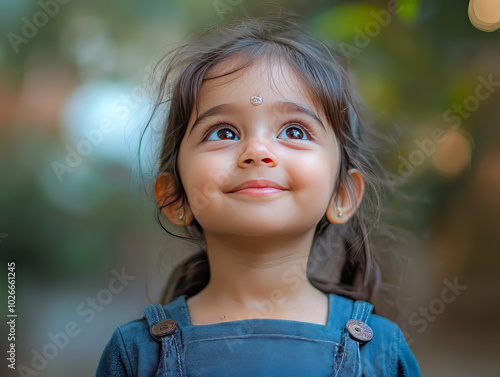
[7,0,72,54]
[443,74,500,130]
[404,277,467,345]
[16,268,135,377]
[212,0,244,21]
[52,82,149,182]
[51,118,116,182]
[340,0,404,58]
[385,73,499,189]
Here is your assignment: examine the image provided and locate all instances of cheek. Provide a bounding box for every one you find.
[291,152,336,186]
[190,154,232,187]
[179,153,232,215]
[288,153,338,207]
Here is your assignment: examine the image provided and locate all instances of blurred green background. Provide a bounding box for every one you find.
[1,0,499,376]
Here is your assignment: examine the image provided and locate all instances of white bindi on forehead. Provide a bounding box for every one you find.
[185,56,338,146]
[197,57,326,119]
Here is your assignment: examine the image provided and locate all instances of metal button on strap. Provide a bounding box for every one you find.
[151,319,178,339]
[346,319,373,343]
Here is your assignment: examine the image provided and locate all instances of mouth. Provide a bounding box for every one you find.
[227,179,288,196]
[229,187,286,196]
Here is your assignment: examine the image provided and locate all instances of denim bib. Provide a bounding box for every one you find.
[143,295,374,377]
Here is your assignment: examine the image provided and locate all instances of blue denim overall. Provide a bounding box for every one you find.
[96,293,420,376]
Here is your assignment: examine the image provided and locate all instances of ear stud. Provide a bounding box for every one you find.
[250,94,263,106]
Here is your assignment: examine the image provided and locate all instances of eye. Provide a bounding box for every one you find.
[205,126,239,141]
[277,123,314,140]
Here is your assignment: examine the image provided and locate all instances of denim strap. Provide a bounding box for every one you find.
[350,300,373,322]
[143,303,187,377]
[334,300,373,377]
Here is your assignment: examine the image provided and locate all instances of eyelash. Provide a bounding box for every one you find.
[200,119,317,142]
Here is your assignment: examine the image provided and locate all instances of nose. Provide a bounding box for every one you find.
[237,136,277,168]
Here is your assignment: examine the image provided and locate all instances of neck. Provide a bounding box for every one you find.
[196,229,325,314]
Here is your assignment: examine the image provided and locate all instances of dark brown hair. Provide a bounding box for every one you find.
[143,11,404,313]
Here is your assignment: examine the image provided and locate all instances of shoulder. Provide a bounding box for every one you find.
[110,296,185,345]
[364,313,421,376]
[96,298,187,376]
[119,317,160,354]
[115,316,153,342]
[328,294,420,376]
[328,293,403,340]
[96,317,160,377]
[367,312,401,340]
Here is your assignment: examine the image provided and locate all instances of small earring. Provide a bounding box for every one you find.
[178,212,185,221]
[338,205,343,218]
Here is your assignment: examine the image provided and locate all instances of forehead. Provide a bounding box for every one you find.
[196,56,323,115]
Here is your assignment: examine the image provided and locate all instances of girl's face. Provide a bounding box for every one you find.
[177,58,341,238]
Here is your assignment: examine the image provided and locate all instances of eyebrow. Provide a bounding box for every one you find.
[188,101,326,137]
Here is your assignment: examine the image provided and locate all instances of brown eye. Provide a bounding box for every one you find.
[287,127,304,139]
[206,127,239,141]
[278,125,309,140]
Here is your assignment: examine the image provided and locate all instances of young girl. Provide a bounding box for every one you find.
[97,12,421,377]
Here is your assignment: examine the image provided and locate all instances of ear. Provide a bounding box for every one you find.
[155,172,194,226]
[326,169,365,224]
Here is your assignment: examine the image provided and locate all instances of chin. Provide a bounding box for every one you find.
[230,221,305,238]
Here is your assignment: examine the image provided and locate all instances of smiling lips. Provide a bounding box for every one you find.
[228,179,288,196]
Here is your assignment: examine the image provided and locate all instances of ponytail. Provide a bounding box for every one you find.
[160,250,210,304]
